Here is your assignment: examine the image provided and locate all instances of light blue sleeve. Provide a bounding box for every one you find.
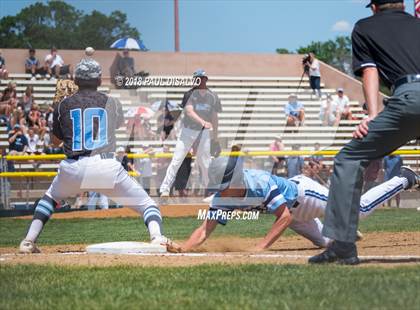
[298,102,304,109]
[263,185,287,213]
[285,103,291,116]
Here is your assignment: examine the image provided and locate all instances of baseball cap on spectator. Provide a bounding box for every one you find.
[75,58,102,80]
[193,69,207,78]
[116,146,125,153]
[337,88,344,93]
[365,0,403,8]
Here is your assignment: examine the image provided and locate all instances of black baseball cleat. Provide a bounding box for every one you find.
[308,241,360,265]
[400,166,420,190]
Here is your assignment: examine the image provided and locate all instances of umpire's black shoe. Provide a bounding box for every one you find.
[400,166,420,190]
[308,241,360,265]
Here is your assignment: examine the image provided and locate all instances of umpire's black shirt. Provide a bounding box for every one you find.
[53,90,124,158]
[352,9,420,88]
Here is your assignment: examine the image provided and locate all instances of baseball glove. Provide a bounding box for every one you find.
[53,79,78,106]
[210,139,222,157]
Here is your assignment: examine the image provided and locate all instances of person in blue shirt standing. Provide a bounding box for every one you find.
[287,144,304,178]
[383,155,403,207]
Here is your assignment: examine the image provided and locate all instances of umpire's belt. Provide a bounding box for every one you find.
[392,74,420,93]
[68,152,114,160]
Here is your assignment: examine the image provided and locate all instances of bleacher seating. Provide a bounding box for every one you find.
[1,74,419,205]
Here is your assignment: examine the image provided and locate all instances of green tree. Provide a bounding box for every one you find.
[296,36,352,75]
[0,1,141,49]
[275,48,293,54]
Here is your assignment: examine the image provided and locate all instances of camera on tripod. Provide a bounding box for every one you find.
[302,54,311,73]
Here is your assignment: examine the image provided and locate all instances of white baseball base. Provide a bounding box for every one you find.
[86,241,167,254]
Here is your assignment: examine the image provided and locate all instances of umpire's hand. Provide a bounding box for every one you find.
[353,117,373,139]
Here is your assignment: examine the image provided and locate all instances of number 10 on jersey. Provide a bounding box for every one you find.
[70,108,108,151]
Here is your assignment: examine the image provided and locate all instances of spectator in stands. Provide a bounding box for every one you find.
[37,117,48,138]
[25,49,44,80]
[383,155,403,208]
[310,142,324,165]
[25,127,39,154]
[135,145,154,194]
[8,124,28,154]
[269,136,285,175]
[0,50,8,79]
[45,105,54,129]
[43,128,63,154]
[18,86,34,116]
[9,107,27,130]
[0,86,17,125]
[44,47,73,80]
[286,144,304,178]
[156,100,181,141]
[303,52,322,98]
[3,82,17,102]
[27,104,42,129]
[118,49,135,77]
[285,94,305,127]
[333,88,353,125]
[127,112,155,141]
[319,94,337,126]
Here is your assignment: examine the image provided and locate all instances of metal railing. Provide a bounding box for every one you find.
[1,150,419,209]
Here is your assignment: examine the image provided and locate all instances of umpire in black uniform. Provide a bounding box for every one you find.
[309,0,420,265]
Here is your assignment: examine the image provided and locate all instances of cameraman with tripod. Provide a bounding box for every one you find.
[303,52,322,98]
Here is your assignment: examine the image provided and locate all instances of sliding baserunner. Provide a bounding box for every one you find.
[181,156,419,252]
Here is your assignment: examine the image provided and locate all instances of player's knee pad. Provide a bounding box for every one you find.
[33,195,57,224]
[143,205,162,226]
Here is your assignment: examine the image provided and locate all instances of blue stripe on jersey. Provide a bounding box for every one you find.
[305,190,328,201]
[263,187,281,207]
[360,184,403,213]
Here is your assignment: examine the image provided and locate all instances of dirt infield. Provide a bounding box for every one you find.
[1,232,419,268]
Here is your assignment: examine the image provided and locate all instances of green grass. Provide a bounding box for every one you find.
[0,209,419,247]
[1,264,420,310]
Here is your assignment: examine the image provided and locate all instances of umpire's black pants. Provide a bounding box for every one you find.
[323,82,420,242]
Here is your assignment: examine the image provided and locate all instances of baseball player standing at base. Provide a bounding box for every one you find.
[19,59,178,253]
[180,157,419,252]
[159,69,222,197]
[309,0,420,265]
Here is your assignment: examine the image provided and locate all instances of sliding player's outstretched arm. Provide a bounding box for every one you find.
[182,219,218,252]
[254,204,292,251]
